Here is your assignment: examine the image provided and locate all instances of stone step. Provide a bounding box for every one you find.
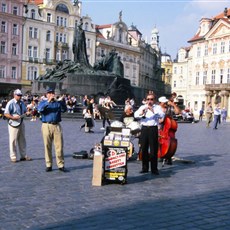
[62,106,125,120]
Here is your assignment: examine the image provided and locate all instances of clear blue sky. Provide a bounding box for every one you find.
[81,0,229,59]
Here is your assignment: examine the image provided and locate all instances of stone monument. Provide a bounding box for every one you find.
[32,18,134,104]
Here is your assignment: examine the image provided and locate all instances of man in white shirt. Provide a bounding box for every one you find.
[134,92,165,175]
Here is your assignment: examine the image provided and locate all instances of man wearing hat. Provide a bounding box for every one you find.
[38,88,67,172]
[4,89,32,163]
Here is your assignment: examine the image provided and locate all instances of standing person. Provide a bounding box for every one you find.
[213,103,221,130]
[205,102,213,128]
[199,108,204,121]
[159,94,180,165]
[4,89,32,163]
[134,92,165,175]
[221,107,227,122]
[38,88,67,172]
[85,97,94,133]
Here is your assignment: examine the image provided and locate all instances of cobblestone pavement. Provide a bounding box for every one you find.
[0,118,230,230]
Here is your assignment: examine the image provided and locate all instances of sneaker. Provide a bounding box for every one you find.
[100,127,105,130]
[20,156,32,161]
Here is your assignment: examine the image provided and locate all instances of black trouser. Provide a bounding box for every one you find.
[140,126,158,172]
[102,117,110,128]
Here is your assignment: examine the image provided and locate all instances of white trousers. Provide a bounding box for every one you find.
[8,122,26,160]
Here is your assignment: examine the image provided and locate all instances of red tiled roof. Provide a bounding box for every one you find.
[188,32,204,43]
[188,7,230,43]
[96,24,112,29]
[28,0,43,5]
[213,8,230,19]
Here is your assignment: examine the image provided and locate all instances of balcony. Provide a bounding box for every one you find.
[205,83,230,91]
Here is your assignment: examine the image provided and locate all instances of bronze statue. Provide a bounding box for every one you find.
[72,18,90,67]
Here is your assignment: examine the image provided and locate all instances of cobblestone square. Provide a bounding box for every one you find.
[0,119,230,230]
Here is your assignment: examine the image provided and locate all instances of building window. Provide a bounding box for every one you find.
[46,31,51,41]
[47,13,51,22]
[194,101,198,111]
[1,21,6,33]
[173,80,176,87]
[12,6,18,15]
[12,24,18,35]
[87,38,90,48]
[212,43,217,55]
[56,49,61,61]
[220,41,225,54]
[27,66,38,80]
[64,18,67,27]
[195,72,199,85]
[28,46,32,57]
[85,22,88,31]
[0,41,6,54]
[34,28,38,39]
[62,50,67,60]
[60,17,63,26]
[204,44,208,56]
[203,71,207,84]
[0,65,5,78]
[220,69,224,83]
[31,9,35,19]
[1,3,7,12]
[119,28,122,43]
[211,70,216,83]
[174,67,177,74]
[180,67,183,74]
[45,48,50,61]
[56,16,59,26]
[33,47,38,58]
[11,66,16,79]
[197,47,201,57]
[29,27,33,38]
[56,33,59,42]
[227,69,230,83]
[63,34,67,43]
[29,27,38,39]
[12,43,17,55]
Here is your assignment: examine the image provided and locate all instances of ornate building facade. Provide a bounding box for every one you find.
[0,0,25,94]
[22,0,96,92]
[172,7,230,117]
[1,0,164,98]
[95,13,164,96]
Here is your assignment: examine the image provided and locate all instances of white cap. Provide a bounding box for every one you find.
[14,89,22,96]
[158,96,168,103]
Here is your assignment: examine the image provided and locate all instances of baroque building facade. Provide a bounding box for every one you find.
[1,0,163,98]
[95,13,164,96]
[0,0,25,94]
[22,0,96,92]
[172,7,230,117]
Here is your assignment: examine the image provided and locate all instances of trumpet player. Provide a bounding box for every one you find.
[38,88,67,172]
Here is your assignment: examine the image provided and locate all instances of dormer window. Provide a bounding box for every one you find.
[119,28,122,43]
[31,9,35,19]
[85,22,88,31]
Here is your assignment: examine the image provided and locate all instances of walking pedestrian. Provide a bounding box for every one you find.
[213,103,221,130]
[199,108,204,121]
[37,88,67,172]
[4,89,32,163]
[134,92,165,175]
[221,107,227,122]
[205,102,213,128]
